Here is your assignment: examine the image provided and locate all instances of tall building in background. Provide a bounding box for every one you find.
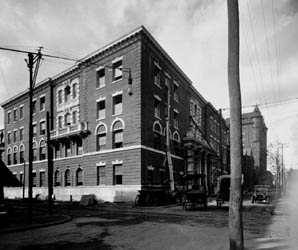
[1,26,229,202]
[242,106,268,185]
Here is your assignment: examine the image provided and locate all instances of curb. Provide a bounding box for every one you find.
[0,214,72,234]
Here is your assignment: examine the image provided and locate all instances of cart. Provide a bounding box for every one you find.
[135,185,176,206]
[216,175,230,208]
[181,173,208,210]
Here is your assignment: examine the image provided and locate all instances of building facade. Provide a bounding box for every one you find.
[1,26,229,202]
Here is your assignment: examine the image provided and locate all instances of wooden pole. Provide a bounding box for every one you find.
[227,0,244,249]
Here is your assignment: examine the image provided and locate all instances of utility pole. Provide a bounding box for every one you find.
[227,0,243,249]
[46,111,53,215]
[27,53,34,220]
[26,50,42,220]
[219,108,223,175]
[166,85,175,192]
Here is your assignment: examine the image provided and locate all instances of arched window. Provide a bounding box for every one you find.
[54,170,61,187]
[112,120,123,149]
[153,122,162,150]
[76,168,83,186]
[96,124,107,151]
[13,146,18,164]
[7,148,11,166]
[19,144,25,163]
[32,141,37,161]
[65,169,71,186]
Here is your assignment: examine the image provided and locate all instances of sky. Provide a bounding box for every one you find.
[0,0,297,170]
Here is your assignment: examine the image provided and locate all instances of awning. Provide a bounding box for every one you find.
[0,159,21,187]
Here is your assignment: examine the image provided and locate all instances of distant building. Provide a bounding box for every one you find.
[242,106,267,184]
[226,106,268,187]
[1,26,229,202]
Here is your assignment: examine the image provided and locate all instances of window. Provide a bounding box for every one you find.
[7,132,11,144]
[153,123,162,150]
[174,82,179,101]
[13,130,17,142]
[32,142,37,161]
[64,113,71,126]
[97,166,105,185]
[54,170,61,186]
[13,147,18,164]
[32,172,36,187]
[96,68,105,88]
[154,64,161,87]
[64,85,71,102]
[20,106,24,119]
[97,100,105,120]
[65,169,71,186]
[58,116,63,129]
[40,121,46,135]
[154,97,161,118]
[112,121,124,149]
[72,83,77,99]
[54,143,60,159]
[113,59,122,81]
[58,90,63,104]
[7,148,11,165]
[65,140,71,157]
[72,111,77,124]
[113,94,122,115]
[76,139,83,155]
[33,124,37,137]
[96,125,106,151]
[32,100,36,114]
[113,164,122,185]
[13,109,17,122]
[40,171,45,187]
[174,110,179,128]
[7,111,11,124]
[40,96,45,111]
[20,145,25,163]
[40,140,46,160]
[76,168,83,186]
[20,128,24,141]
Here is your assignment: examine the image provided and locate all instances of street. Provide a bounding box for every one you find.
[0,199,293,250]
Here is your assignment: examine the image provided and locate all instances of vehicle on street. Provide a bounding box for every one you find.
[181,173,208,210]
[251,185,271,204]
[216,175,230,208]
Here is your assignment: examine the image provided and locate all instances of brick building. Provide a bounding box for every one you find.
[1,26,229,202]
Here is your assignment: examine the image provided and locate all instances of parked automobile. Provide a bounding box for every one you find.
[251,185,271,204]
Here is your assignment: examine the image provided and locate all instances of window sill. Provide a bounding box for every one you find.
[112,113,123,117]
[154,115,161,120]
[112,78,122,84]
[96,85,106,90]
[154,83,162,89]
[96,117,106,121]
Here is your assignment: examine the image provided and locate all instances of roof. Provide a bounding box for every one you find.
[0,159,21,187]
[2,25,194,108]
